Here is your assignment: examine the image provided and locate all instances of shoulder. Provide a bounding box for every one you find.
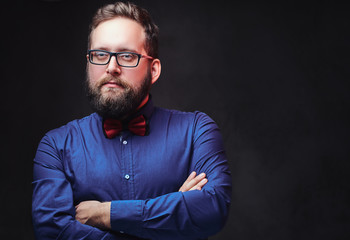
[42,113,100,144]
[154,106,208,118]
[34,114,96,166]
[153,107,218,130]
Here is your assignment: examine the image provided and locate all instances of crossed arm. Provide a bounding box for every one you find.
[75,172,208,230]
[33,113,231,239]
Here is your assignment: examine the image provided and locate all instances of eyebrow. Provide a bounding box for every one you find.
[92,47,139,53]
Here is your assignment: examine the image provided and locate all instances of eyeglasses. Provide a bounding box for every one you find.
[88,50,154,67]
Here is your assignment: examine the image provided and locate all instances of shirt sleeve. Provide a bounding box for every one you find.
[32,134,146,240]
[109,112,232,240]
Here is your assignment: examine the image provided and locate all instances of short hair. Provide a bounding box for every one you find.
[88,1,159,58]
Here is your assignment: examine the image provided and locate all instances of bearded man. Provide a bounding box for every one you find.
[32,2,231,240]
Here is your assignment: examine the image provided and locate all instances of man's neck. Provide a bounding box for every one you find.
[137,94,149,110]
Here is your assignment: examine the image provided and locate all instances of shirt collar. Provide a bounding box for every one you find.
[128,95,154,122]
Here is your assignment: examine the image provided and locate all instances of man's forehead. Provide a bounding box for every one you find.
[91,17,146,50]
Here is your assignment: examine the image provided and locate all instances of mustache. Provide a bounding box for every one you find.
[98,76,130,89]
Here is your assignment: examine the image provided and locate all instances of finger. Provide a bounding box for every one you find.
[76,215,87,224]
[190,178,208,191]
[179,172,197,192]
[182,171,196,186]
[188,172,206,187]
[183,173,206,191]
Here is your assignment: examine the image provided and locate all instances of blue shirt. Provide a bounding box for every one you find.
[32,99,232,240]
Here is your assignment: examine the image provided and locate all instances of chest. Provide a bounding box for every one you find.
[64,132,193,203]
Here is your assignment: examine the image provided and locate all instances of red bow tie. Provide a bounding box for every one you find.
[103,115,148,139]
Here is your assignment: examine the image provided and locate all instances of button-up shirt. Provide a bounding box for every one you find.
[32,99,232,240]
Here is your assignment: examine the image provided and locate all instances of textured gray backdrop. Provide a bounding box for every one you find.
[1,0,349,239]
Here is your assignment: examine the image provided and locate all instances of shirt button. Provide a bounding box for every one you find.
[124,174,130,180]
[122,140,128,145]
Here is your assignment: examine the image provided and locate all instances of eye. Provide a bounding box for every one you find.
[119,53,136,61]
[94,51,109,59]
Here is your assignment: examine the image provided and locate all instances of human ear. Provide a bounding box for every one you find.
[150,59,161,85]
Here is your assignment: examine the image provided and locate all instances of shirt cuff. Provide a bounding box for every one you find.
[110,200,144,235]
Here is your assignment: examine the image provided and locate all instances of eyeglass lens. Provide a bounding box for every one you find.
[90,51,140,67]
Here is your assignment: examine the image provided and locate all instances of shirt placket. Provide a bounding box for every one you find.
[119,132,135,200]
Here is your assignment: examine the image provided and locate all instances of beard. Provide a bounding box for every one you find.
[86,67,152,120]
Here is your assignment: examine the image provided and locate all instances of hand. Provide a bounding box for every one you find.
[75,200,111,230]
[179,171,208,192]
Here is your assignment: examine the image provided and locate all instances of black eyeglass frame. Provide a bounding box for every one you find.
[88,49,154,67]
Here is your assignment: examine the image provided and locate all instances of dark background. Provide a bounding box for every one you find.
[1,0,350,239]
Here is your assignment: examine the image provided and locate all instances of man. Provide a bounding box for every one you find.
[32,2,231,240]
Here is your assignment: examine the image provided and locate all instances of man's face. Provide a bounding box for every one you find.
[86,17,155,119]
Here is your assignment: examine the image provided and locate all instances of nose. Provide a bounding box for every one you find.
[106,55,121,76]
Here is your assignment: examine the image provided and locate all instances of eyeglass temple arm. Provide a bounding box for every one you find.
[142,55,154,60]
